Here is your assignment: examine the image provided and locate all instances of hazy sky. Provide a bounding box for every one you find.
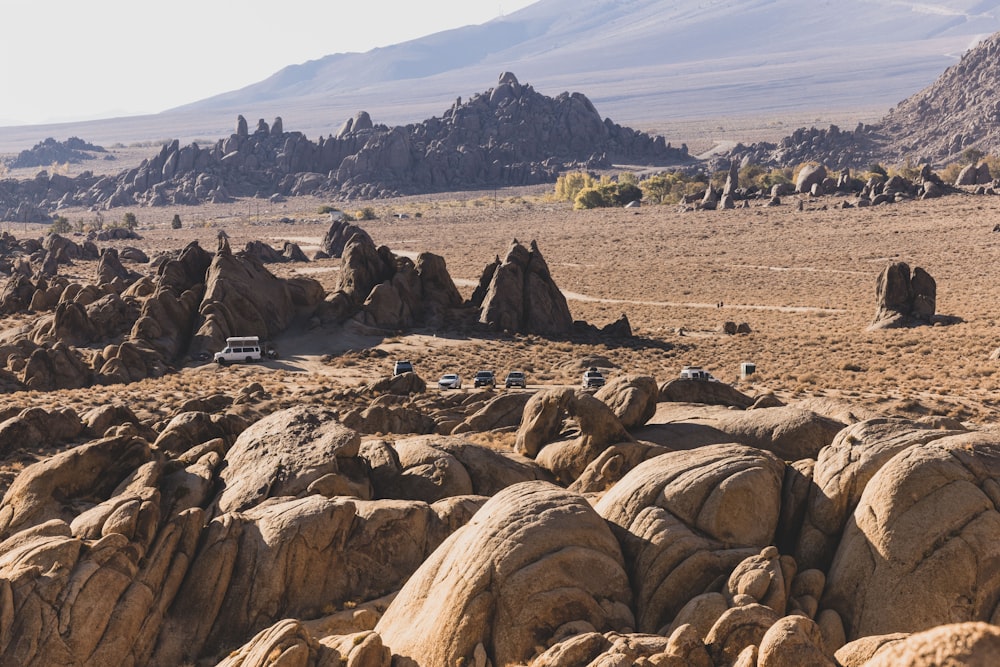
[2,0,538,126]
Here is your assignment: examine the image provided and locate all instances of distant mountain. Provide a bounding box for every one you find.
[1,1,998,156]
[174,0,1000,134]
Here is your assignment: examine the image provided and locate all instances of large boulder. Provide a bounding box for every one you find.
[0,435,153,538]
[795,417,962,571]
[478,240,573,334]
[869,261,937,329]
[659,378,755,408]
[375,481,633,667]
[822,432,1000,639]
[320,219,373,258]
[850,622,1000,666]
[595,444,785,633]
[154,495,433,663]
[210,405,366,516]
[595,375,659,429]
[190,236,315,357]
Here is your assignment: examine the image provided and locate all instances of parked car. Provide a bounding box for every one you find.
[504,370,526,388]
[438,373,462,389]
[473,370,496,388]
[215,336,262,364]
[393,360,414,375]
[581,367,606,389]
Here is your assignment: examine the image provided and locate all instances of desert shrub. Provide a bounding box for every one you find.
[938,162,963,184]
[574,187,608,210]
[613,182,643,206]
[866,162,888,178]
[888,160,922,182]
[318,204,336,214]
[171,214,182,229]
[639,173,673,204]
[49,215,70,234]
[356,207,377,221]
[122,212,138,230]
[961,147,985,165]
[555,171,596,202]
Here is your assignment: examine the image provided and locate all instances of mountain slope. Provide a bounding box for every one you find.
[175,0,1000,133]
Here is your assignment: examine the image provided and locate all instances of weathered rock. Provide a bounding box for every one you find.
[757,615,836,667]
[659,378,755,408]
[594,375,659,430]
[869,261,937,329]
[479,240,573,334]
[0,406,83,456]
[155,495,453,664]
[795,417,961,570]
[595,444,785,633]
[211,405,365,516]
[796,164,827,193]
[375,481,633,667]
[855,622,1000,666]
[0,435,153,538]
[322,219,374,258]
[823,432,1000,639]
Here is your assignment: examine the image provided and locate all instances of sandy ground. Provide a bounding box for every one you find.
[3,187,1000,447]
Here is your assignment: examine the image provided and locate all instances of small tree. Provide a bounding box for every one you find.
[123,212,138,230]
[171,214,182,229]
[49,215,70,234]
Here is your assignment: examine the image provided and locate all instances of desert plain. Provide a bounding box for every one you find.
[5,184,998,434]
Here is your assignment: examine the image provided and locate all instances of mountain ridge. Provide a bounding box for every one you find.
[1,0,998,154]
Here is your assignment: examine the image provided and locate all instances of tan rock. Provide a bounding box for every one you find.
[757,615,835,667]
[823,432,1000,639]
[595,444,785,632]
[858,622,1000,666]
[375,481,632,667]
[211,405,365,515]
[795,417,957,570]
[595,375,659,430]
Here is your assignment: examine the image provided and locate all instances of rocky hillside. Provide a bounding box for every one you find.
[0,73,688,221]
[877,31,1000,164]
[6,136,109,169]
[723,30,1000,170]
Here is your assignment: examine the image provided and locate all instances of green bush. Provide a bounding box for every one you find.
[49,215,70,234]
[171,214,182,229]
[123,212,138,230]
[356,207,377,221]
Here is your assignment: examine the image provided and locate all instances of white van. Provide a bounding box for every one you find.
[679,366,716,381]
[214,336,262,364]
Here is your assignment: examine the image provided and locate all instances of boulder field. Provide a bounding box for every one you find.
[0,372,999,666]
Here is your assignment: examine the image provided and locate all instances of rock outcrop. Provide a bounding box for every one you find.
[0,73,690,218]
[476,239,573,335]
[869,261,937,329]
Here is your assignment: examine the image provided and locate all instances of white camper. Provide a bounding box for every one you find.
[679,366,716,381]
[214,336,262,364]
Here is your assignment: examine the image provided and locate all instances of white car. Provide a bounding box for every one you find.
[438,373,462,389]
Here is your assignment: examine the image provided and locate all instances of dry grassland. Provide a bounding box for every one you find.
[6,187,1000,431]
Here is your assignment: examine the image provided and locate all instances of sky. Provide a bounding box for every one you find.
[1,0,538,126]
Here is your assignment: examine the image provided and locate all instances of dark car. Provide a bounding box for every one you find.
[504,371,526,388]
[473,370,496,388]
[581,367,606,389]
[393,360,414,375]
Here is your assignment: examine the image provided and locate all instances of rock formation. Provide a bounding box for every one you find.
[475,239,573,335]
[0,73,690,219]
[869,261,937,329]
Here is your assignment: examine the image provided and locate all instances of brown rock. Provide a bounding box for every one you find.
[375,481,633,667]
[823,432,1000,639]
[595,444,785,632]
